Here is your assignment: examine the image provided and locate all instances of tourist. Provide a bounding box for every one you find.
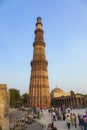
[48,109,50,114]
[53,111,56,121]
[50,110,54,122]
[37,111,41,120]
[78,113,81,126]
[47,122,57,130]
[86,107,87,114]
[59,110,62,120]
[51,122,57,130]
[74,114,77,128]
[79,115,84,129]
[72,114,75,125]
[66,114,71,129]
[63,113,66,121]
[70,113,73,125]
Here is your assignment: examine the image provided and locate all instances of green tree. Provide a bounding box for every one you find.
[9,88,22,107]
[21,93,29,106]
[70,90,75,96]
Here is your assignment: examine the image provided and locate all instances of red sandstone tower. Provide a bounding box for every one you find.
[29,17,51,108]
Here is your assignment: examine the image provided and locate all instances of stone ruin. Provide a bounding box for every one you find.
[0,84,10,130]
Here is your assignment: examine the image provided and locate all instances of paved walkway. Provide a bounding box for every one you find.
[25,122,45,130]
[10,108,86,130]
[36,108,86,130]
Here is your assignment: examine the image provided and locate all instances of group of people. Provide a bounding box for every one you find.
[48,107,87,130]
[66,108,87,130]
[49,108,66,122]
[78,113,87,130]
[10,106,87,130]
[31,107,87,130]
[66,112,77,129]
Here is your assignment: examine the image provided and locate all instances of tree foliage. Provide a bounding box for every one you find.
[70,90,75,96]
[9,88,29,107]
[9,88,22,107]
[21,93,29,105]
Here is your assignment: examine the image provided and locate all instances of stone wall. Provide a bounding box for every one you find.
[0,84,10,130]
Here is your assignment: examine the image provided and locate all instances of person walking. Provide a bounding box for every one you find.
[66,114,71,129]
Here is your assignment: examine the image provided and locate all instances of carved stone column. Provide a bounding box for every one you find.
[0,84,10,130]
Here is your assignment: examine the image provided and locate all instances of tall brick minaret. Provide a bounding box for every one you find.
[29,17,51,108]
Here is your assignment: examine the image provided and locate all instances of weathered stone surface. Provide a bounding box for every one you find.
[29,17,51,108]
[0,84,10,130]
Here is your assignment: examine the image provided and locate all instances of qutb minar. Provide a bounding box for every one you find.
[29,17,51,108]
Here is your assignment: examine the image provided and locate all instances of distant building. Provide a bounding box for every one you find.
[51,87,84,108]
[83,95,87,107]
[51,87,70,98]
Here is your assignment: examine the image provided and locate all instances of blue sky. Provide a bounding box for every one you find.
[0,0,87,95]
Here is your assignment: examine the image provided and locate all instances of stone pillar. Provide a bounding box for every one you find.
[0,84,10,130]
[80,98,83,106]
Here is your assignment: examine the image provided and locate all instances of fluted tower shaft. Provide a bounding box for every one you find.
[29,17,51,108]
